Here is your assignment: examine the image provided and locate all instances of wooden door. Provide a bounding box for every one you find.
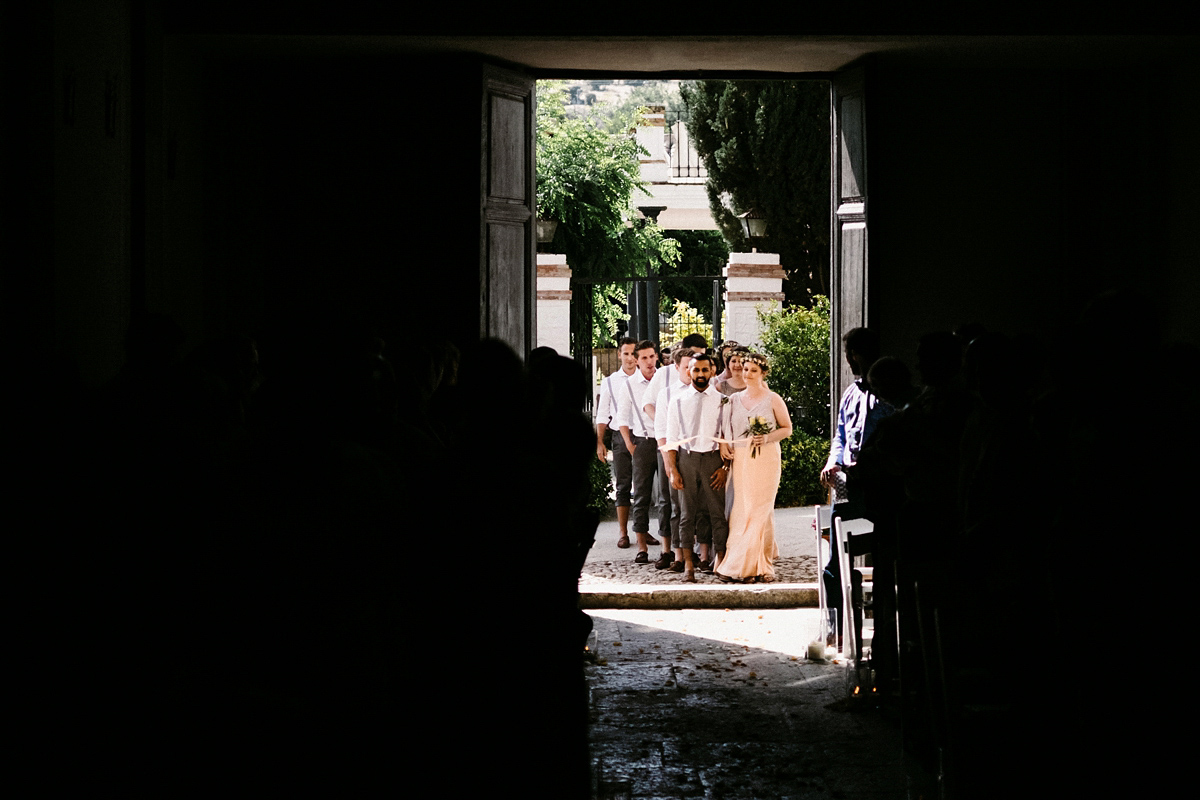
[480,64,537,356]
[830,66,869,426]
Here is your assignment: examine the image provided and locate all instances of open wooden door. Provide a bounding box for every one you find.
[829,66,869,427]
[480,64,537,357]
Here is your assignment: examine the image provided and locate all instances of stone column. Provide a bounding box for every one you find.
[635,105,669,184]
[536,253,572,356]
[724,252,785,348]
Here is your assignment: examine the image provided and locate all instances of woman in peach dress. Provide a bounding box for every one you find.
[716,352,793,583]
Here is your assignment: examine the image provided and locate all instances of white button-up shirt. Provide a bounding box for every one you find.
[652,375,687,440]
[666,384,724,453]
[594,368,634,426]
[644,363,679,407]
[615,369,656,439]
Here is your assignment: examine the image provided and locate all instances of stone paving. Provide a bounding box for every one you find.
[577,509,910,798]
[581,554,818,587]
[585,609,907,799]
[582,507,822,589]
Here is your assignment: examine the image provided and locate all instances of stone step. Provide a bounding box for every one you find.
[580,583,818,610]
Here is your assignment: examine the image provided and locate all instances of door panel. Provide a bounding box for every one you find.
[481,65,536,355]
[830,67,868,426]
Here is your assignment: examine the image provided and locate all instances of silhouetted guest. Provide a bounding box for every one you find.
[842,356,916,690]
[953,321,988,357]
[819,328,892,620]
[454,339,592,797]
[527,346,601,641]
[874,331,975,568]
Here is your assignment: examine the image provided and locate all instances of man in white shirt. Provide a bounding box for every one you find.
[644,332,707,415]
[616,340,668,564]
[648,347,696,572]
[594,337,645,549]
[665,352,730,580]
[644,334,712,568]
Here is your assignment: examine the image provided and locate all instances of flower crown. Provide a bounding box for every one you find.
[743,352,770,373]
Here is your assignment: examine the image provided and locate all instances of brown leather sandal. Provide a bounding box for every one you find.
[617,535,631,549]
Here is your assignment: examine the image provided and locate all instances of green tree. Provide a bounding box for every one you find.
[680,80,830,306]
[537,81,681,345]
[658,229,729,318]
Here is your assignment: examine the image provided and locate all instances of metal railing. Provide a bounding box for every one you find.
[664,111,707,181]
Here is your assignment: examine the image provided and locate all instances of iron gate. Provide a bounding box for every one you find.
[571,274,725,416]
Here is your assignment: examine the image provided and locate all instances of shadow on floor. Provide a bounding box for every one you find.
[585,609,907,799]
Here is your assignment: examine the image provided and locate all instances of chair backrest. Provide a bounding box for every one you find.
[835,516,874,541]
[816,504,833,532]
[814,505,833,611]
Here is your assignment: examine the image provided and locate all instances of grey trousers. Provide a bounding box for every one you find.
[629,435,658,535]
[657,450,679,544]
[610,432,633,507]
[677,449,728,553]
[660,451,713,549]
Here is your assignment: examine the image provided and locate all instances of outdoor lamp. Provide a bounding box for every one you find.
[738,207,767,240]
[536,218,558,244]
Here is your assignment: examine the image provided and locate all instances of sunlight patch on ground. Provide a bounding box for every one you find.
[589,608,826,659]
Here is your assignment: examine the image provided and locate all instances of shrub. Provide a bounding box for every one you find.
[756,296,832,506]
[777,431,829,507]
[587,455,615,515]
[757,295,831,439]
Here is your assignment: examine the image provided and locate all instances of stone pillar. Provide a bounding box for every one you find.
[536,253,572,356]
[724,252,785,348]
[635,105,669,184]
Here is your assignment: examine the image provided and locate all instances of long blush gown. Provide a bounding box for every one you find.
[716,391,781,581]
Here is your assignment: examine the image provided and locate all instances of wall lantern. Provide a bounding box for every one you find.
[536,218,558,246]
[738,207,768,240]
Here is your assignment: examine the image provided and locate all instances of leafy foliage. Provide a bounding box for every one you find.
[536,81,682,344]
[755,295,832,507]
[777,432,830,507]
[665,299,724,346]
[680,80,830,306]
[659,229,729,315]
[758,295,831,439]
[587,284,629,349]
[587,454,615,514]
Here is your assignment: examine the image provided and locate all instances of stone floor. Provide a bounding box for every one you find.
[584,609,908,800]
[580,554,818,588]
[583,507,823,588]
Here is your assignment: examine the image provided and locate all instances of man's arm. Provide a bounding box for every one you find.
[666,448,683,490]
[596,422,609,463]
[595,375,613,462]
[665,395,683,489]
[615,383,636,453]
[821,389,850,486]
[620,424,636,454]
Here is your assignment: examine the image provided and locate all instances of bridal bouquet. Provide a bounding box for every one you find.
[744,415,773,459]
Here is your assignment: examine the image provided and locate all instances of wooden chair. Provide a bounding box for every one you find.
[833,515,875,669]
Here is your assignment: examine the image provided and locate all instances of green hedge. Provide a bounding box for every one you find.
[588,455,615,515]
[777,431,829,508]
[756,296,832,507]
